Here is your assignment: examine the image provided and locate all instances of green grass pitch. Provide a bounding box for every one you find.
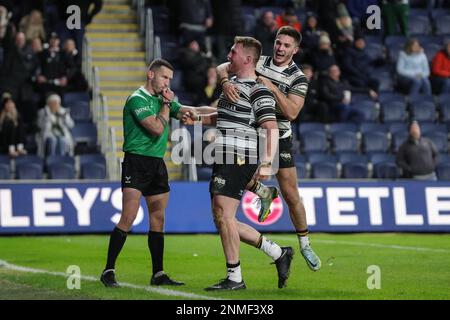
[0,233,449,300]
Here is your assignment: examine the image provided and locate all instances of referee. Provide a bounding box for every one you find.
[100,59,215,287]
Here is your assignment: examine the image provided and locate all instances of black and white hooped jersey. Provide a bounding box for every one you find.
[214,77,276,162]
[256,55,308,135]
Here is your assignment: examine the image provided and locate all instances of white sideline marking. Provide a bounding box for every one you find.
[0,259,222,300]
[273,237,450,253]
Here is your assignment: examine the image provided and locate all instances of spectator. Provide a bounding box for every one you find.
[0,96,27,157]
[62,38,88,92]
[320,64,365,123]
[19,9,46,41]
[0,3,14,52]
[297,64,331,123]
[341,34,379,98]
[332,3,354,49]
[198,65,221,106]
[36,93,74,157]
[396,121,438,180]
[382,0,409,37]
[431,40,450,94]
[275,7,301,32]
[177,0,213,51]
[30,36,43,54]
[396,38,431,95]
[301,14,323,54]
[36,32,68,100]
[255,10,278,56]
[178,38,212,100]
[311,34,337,76]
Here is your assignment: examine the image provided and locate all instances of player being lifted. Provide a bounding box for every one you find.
[216,26,321,271]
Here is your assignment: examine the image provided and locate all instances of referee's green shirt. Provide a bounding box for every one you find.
[122,86,181,158]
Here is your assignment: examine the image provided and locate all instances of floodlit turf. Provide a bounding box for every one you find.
[0,233,449,300]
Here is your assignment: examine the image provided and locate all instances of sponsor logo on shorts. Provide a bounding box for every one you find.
[280,152,292,162]
[213,176,226,189]
[241,191,283,225]
[125,176,131,184]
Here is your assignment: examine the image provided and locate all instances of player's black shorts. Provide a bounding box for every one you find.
[278,135,295,169]
[209,162,258,200]
[121,152,170,196]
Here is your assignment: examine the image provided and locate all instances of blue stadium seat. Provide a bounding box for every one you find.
[299,122,326,135]
[437,153,450,165]
[424,132,448,152]
[72,123,98,147]
[436,16,450,35]
[257,6,285,17]
[151,6,170,34]
[437,163,450,180]
[420,122,447,135]
[381,101,408,122]
[197,166,212,181]
[342,162,369,179]
[328,123,359,135]
[408,16,431,35]
[424,43,441,62]
[80,163,106,179]
[353,100,379,122]
[63,92,90,105]
[171,70,184,91]
[294,153,307,164]
[438,93,450,106]
[0,155,10,166]
[370,153,396,165]
[46,155,75,172]
[350,93,372,103]
[15,155,44,167]
[296,162,308,179]
[415,35,443,47]
[408,93,435,104]
[363,132,390,153]
[410,101,437,122]
[365,35,383,45]
[48,163,76,179]
[377,72,395,91]
[431,9,450,21]
[301,131,328,153]
[306,153,338,164]
[243,14,256,35]
[378,92,405,104]
[16,163,43,179]
[373,162,399,179]
[331,131,359,153]
[0,163,10,179]
[311,162,338,179]
[161,41,179,63]
[68,101,91,123]
[79,153,106,168]
[392,132,408,151]
[389,122,408,134]
[440,102,450,122]
[360,123,388,134]
[337,152,368,164]
[385,35,407,47]
[365,42,385,62]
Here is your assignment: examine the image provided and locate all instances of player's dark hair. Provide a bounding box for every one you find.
[276,26,302,46]
[148,58,174,72]
[234,36,262,66]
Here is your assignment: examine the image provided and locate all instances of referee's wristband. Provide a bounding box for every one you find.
[156,115,168,127]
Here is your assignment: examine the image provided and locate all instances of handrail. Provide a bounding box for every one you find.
[145,8,154,62]
[101,95,109,155]
[153,35,161,59]
[109,126,119,180]
[92,66,101,123]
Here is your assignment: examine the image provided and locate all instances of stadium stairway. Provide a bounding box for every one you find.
[86,0,183,180]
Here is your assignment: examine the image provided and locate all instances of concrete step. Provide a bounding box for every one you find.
[91,41,143,51]
[101,4,133,13]
[87,32,140,41]
[86,23,138,32]
[99,70,145,81]
[95,61,146,68]
[101,80,143,90]
[104,0,130,4]
[92,51,145,61]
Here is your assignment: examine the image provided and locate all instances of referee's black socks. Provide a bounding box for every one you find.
[148,231,164,275]
[105,226,128,271]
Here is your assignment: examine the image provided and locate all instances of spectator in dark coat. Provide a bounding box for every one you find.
[0,96,27,157]
[177,0,213,51]
[341,35,380,98]
[62,38,88,92]
[255,10,278,56]
[311,34,337,77]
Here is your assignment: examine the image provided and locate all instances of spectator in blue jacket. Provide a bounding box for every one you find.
[341,34,379,98]
[396,38,431,95]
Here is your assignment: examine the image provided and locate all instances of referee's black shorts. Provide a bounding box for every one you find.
[209,162,258,200]
[121,152,170,196]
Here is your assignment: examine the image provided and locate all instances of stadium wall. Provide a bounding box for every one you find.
[0,181,449,234]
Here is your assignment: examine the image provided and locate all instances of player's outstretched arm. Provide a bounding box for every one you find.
[257,76,305,121]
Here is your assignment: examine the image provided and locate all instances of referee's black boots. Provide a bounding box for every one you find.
[100,269,120,288]
[150,271,185,286]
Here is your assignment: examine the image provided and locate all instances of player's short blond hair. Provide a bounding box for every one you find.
[233,36,262,66]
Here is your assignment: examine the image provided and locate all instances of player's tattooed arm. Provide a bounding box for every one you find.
[257,76,305,121]
[216,62,240,103]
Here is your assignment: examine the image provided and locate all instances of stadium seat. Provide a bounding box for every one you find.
[424,132,448,152]
[359,123,388,134]
[370,153,396,165]
[0,163,10,179]
[257,6,285,17]
[389,122,408,134]
[436,16,450,35]
[437,153,450,165]
[161,41,179,63]
[72,123,98,148]
[377,72,395,91]
[440,102,450,122]
[408,16,431,35]
[299,122,326,135]
[311,162,338,179]
[328,123,359,135]
[331,131,359,153]
[0,155,10,166]
[63,92,90,105]
[353,100,379,122]
[79,153,106,168]
[68,101,91,123]
[306,153,338,164]
[365,35,383,45]
[363,132,390,154]
[373,162,399,179]
[381,101,408,122]
[351,93,372,103]
[420,122,447,135]
[151,6,170,34]
[438,93,450,106]
[385,35,406,47]
[415,35,443,47]
[171,70,184,91]
[378,92,405,104]
[197,166,212,181]
[410,101,437,122]
[365,42,385,62]
[424,43,441,62]
[243,14,257,35]
[437,163,450,180]
[294,153,307,164]
[301,131,328,153]
[408,93,435,104]
[342,162,369,179]
[46,155,75,173]
[48,163,76,179]
[296,162,308,179]
[337,152,368,164]
[431,9,450,20]
[392,132,408,151]
[16,163,43,179]
[15,155,44,168]
[80,163,106,179]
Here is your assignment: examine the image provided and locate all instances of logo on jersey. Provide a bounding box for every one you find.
[241,191,283,225]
